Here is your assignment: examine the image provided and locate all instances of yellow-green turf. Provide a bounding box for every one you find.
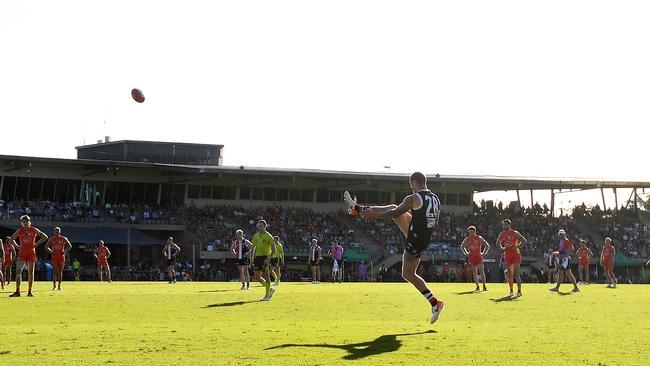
[1,281,649,365]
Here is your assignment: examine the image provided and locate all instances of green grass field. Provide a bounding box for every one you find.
[2,281,649,365]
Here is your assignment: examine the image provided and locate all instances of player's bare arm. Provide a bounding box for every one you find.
[64,238,73,253]
[514,231,527,247]
[173,244,181,257]
[460,237,469,255]
[34,228,49,247]
[480,237,490,255]
[45,238,53,253]
[360,195,415,220]
[497,233,506,250]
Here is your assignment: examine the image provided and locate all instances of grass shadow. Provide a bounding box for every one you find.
[490,295,516,303]
[203,300,258,308]
[558,292,572,296]
[265,330,436,360]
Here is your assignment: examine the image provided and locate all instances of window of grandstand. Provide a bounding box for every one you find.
[380,192,391,203]
[251,187,264,200]
[264,188,277,201]
[458,193,471,206]
[160,184,185,206]
[316,189,329,203]
[200,185,211,199]
[42,178,56,201]
[144,183,158,204]
[446,193,459,205]
[301,189,313,202]
[396,191,409,203]
[15,177,29,200]
[367,191,380,204]
[211,185,224,199]
[329,190,342,203]
[239,187,251,200]
[132,183,146,203]
[117,182,132,204]
[289,189,301,201]
[28,178,43,200]
[187,185,199,199]
[277,188,289,201]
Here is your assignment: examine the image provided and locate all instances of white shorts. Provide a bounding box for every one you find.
[332,260,339,272]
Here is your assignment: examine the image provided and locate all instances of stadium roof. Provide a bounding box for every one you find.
[2,153,650,192]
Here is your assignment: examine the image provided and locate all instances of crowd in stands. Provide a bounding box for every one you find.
[1,198,649,271]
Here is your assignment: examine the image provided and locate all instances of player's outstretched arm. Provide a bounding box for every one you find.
[360,195,414,220]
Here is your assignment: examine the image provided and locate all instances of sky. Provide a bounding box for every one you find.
[1,1,649,185]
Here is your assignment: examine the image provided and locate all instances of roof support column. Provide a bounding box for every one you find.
[601,188,606,210]
[516,190,521,208]
[613,188,618,211]
[550,189,555,217]
[156,183,162,205]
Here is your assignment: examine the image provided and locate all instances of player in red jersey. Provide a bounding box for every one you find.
[460,226,490,292]
[576,239,593,285]
[8,215,49,297]
[45,227,72,291]
[94,240,112,283]
[0,238,4,289]
[2,236,17,286]
[600,237,616,288]
[497,219,527,297]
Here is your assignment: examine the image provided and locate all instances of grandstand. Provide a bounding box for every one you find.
[1,139,650,282]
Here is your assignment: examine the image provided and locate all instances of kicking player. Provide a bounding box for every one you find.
[9,215,49,297]
[344,172,445,324]
[576,240,593,284]
[497,219,527,297]
[2,236,16,286]
[45,227,72,291]
[94,240,112,283]
[162,237,181,284]
[460,226,490,292]
[549,229,579,293]
[251,220,276,301]
[308,239,322,284]
[231,229,251,290]
[600,237,616,288]
[270,236,284,286]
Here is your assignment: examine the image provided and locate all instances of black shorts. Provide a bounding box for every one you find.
[310,260,321,267]
[237,258,250,266]
[334,259,343,268]
[166,259,175,266]
[405,239,429,258]
[270,258,279,266]
[253,256,268,271]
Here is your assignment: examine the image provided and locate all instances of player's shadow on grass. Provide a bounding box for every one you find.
[198,289,241,293]
[265,330,436,360]
[490,295,516,303]
[455,291,479,295]
[203,300,258,308]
